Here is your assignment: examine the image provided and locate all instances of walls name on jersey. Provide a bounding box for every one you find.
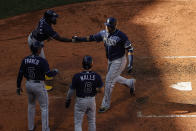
[25,58,40,65]
[80,74,95,81]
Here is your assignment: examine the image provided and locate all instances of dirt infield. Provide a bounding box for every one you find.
[1,0,196,130]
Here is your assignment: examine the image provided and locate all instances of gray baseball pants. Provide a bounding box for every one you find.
[25,80,50,131]
[28,33,45,58]
[101,55,132,108]
[74,97,96,131]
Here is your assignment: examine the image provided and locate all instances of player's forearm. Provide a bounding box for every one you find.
[58,37,72,42]
[127,48,133,67]
[73,36,90,42]
[54,35,72,42]
[66,87,75,100]
[17,72,23,88]
[73,35,96,42]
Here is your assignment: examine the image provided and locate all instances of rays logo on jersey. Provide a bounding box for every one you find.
[103,36,121,46]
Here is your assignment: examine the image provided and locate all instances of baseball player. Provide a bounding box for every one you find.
[65,55,103,131]
[28,9,72,91]
[72,17,136,113]
[16,41,58,131]
[28,10,73,59]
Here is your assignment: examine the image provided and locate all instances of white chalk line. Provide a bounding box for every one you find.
[164,56,196,59]
[140,56,196,59]
[137,111,196,118]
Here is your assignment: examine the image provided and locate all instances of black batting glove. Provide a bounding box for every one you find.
[65,99,71,108]
[72,36,78,43]
[52,68,59,76]
[72,36,88,42]
[16,88,23,95]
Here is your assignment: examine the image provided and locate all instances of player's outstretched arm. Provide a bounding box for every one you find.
[53,34,72,42]
[72,36,91,42]
[72,30,104,43]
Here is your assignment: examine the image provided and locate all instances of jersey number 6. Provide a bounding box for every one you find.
[84,82,92,93]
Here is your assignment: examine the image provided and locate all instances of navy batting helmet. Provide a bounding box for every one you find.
[82,55,93,70]
[44,10,59,24]
[104,17,117,29]
[30,41,44,54]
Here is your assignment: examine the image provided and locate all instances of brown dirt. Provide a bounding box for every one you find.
[1,0,196,130]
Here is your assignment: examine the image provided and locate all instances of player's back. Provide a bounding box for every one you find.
[32,18,55,41]
[21,55,48,80]
[72,71,103,98]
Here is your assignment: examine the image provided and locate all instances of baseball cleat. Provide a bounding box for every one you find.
[98,107,110,113]
[28,125,36,131]
[129,79,136,96]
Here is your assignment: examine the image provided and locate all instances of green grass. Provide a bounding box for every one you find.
[0,0,94,19]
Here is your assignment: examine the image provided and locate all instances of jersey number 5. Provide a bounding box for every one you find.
[28,67,35,79]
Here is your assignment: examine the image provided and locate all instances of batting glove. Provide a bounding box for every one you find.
[16,88,23,95]
[72,36,78,43]
[65,99,71,108]
[53,68,59,74]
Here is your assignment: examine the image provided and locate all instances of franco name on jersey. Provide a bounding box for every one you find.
[25,58,40,65]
